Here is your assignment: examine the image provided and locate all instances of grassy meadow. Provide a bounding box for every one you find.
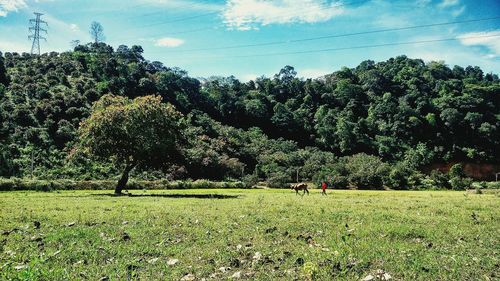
[0,189,499,280]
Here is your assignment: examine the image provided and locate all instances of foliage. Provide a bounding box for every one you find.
[429,170,451,190]
[0,178,249,191]
[448,164,473,190]
[345,153,390,189]
[312,160,350,189]
[0,46,498,185]
[79,95,184,167]
[386,162,413,190]
[78,94,185,193]
[266,171,290,188]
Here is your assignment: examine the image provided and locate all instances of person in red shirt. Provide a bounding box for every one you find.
[321,181,327,196]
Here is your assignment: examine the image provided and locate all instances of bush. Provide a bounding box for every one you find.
[330,175,349,189]
[386,163,412,190]
[407,171,427,190]
[449,163,466,178]
[485,181,500,189]
[449,176,472,190]
[345,153,390,189]
[242,174,259,188]
[0,178,250,191]
[448,164,472,190]
[312,161,349,189]
[429,170,450,189]
[266,172,290,188]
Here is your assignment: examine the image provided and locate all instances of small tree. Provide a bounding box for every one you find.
[449,163,472,190]
[89,21,105,44]
[78,94,185,194]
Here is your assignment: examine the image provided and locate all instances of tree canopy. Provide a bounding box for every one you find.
[78,94,184,193]
[0,44,498,185]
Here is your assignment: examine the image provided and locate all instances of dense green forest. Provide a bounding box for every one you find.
[0,43,498,189]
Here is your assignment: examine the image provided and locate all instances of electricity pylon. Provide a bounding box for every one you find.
[29,12,47,55]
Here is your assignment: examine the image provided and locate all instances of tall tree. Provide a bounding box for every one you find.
[78,95,185,194]
[89,21,105,44]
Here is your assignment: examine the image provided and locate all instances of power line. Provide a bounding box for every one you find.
[148,16,500,53]
[147,34,500,60]
[94,3,150,17]
[113,26,220,42]
[134,11,221,29]
[61,3,150,17]
[29,12,48,55]
[130,0,212,19]
[114,0,370,41]
[115,0,441,45]
[131,0,368,30]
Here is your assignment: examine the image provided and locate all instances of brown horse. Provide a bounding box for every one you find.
[291,183,309,196]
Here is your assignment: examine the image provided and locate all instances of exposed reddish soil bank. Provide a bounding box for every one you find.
[424,163,500,181]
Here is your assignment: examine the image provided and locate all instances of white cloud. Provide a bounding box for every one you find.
[223,0,345,30]
[439,0,459,8]
[0,0,26,17]
[69,24,79,32]
[451,5,465,17]
[458,30,500,56]
[155,37,185,47]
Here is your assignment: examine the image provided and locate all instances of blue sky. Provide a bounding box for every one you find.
[0,0,499,80]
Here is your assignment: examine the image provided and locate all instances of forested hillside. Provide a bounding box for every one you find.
[0,43,498,187]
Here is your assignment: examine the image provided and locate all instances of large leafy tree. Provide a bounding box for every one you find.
[78,94,185,194]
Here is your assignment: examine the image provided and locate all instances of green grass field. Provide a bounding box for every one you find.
[1,189,498,280]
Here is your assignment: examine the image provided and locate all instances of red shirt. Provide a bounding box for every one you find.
[321,182,327,190]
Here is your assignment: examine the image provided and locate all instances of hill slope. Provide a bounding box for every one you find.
[0,43,498,182]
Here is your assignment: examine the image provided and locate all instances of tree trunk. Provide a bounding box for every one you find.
[115,163,136,195]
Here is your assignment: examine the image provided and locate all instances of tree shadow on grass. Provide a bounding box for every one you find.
[92,193,240,199]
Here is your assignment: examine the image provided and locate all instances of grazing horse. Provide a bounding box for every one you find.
[291,183,309,196]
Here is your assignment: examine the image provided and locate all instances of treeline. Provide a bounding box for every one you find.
[0,43,498,188]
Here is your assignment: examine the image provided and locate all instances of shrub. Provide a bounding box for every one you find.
[450,176,472,190]
[448,164,472,190]
[242,174,259,188]
[429,170,450,189]
[193,179,211,189]
[266,172,290,188]
[449,163,466,178]
[330,175,350,189]
[0,178,249,191]
[486,181,500,189]
[407,171,427,190]
[312,161,349,189]
[345,153,390,189]
[386,163,412,190]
